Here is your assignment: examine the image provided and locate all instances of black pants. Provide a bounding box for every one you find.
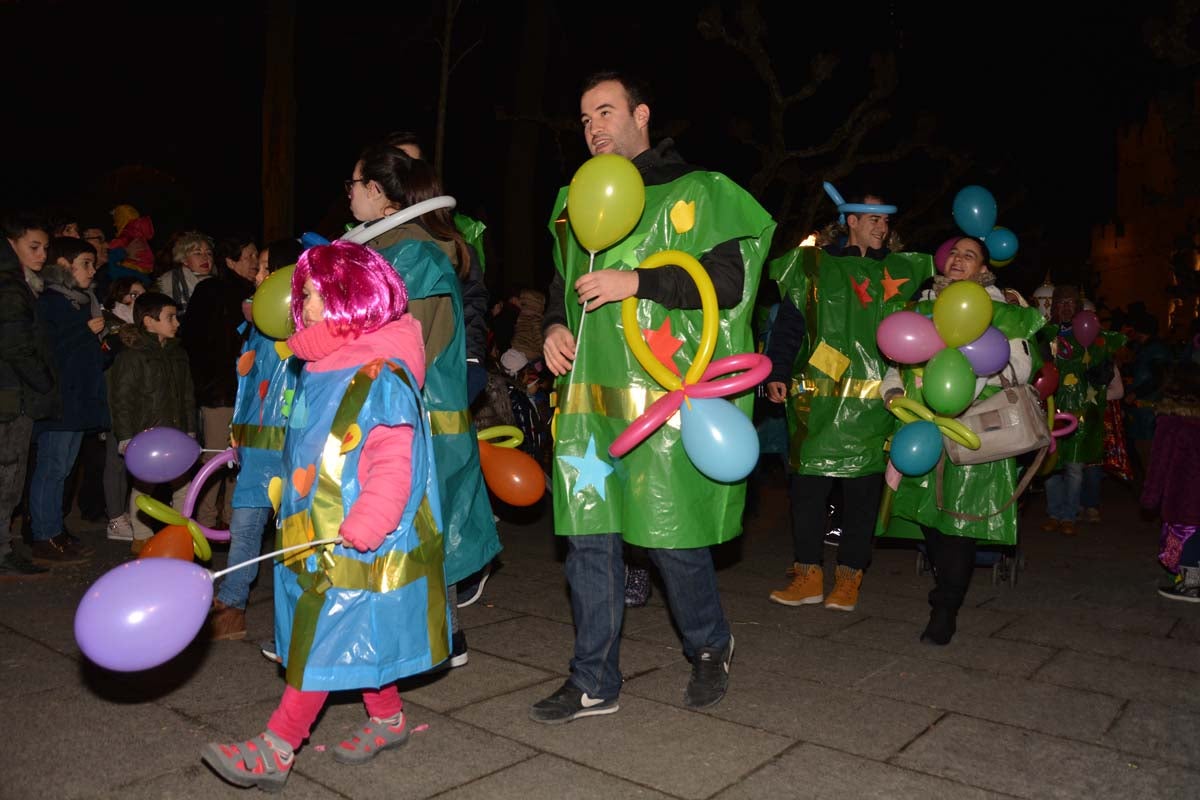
[788,473,883,570]
[920,525,976,611]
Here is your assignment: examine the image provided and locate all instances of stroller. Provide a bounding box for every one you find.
[916,542,1023,587]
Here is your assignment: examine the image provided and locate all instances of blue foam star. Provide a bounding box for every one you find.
[558,435,614,500]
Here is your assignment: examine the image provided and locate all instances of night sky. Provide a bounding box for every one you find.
[1,1,1187,297]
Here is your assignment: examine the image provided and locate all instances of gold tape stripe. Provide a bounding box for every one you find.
[230,423,286,451]
[557,383,677,424]
[790,377,882,401]
[429,409,471,436]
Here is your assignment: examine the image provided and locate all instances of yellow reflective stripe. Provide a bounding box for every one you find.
[557,383,679,426]
[429,409,471,435]
[230,423,286,451]
[790,377,882,401]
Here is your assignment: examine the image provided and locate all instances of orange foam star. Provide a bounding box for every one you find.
[850,276,873,308]
[644,318,683,376]
[881,267,909,301]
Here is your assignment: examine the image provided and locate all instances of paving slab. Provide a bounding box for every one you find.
[624,661,941,760]
[1100,699,1200,769]
[712,742,1005,800]
[434,753,677,800]
[721,620,900,688]
[394,650,556,713]
[858,655,1123,740]
[895,713,1200,798]
[0,628,81,698]
[851,590,1021,636]
[1034,649,1200,713]
[997,614,1200,673]
[452,678,792,800]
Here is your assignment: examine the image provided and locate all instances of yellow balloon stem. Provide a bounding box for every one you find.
[186,519,212,562]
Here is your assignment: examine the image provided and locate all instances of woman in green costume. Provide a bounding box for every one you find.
[879,236,1045,644]
[346,144,501,665]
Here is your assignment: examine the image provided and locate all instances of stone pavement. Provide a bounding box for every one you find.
[2,470,1199,799]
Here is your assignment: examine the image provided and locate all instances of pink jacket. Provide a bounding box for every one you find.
[291,316,427,551]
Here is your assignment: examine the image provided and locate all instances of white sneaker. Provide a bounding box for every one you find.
[106,514,134,541]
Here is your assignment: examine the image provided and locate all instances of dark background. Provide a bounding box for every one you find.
[1,1,1193,298]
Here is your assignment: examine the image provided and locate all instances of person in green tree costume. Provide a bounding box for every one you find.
[347,143,501,668]
[879,236,1045,644]
[1042,283,1125,535]
[532,71,775,723]
[764,188,933,612]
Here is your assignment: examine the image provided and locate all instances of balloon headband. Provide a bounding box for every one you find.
[823,181,897,225]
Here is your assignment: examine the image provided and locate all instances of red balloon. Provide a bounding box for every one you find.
[1072,310,1100,348]
[1033,363,1060,401]
[933,237,958,274]
[478,441,545,506]
[139,524,194,561]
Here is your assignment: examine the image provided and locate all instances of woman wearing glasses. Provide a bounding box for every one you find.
[345,143,500,669]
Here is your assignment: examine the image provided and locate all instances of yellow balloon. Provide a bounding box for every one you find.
[567,154,645,252]
[252,265,296,340]
[134,494,186,526]
[477,425,524,448]
[185,520,212,562]
[991,256,1014,268]
[932,281,993,347]
[621,250,719,390]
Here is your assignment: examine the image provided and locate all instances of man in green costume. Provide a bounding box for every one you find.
[1043,284,1125,535]
[532,71,775,723]
[764,190,933,612]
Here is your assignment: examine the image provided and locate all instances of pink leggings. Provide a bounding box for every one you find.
[267,684,403,750]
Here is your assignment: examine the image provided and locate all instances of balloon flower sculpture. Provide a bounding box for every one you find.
[933,185,1020,272]
[476,425,545,507]
[605,251,771,483]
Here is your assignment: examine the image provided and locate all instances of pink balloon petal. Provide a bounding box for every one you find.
[688,353,772,398]
[609,390,684,457]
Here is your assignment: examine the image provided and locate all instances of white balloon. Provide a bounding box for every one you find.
[340,196,457,244]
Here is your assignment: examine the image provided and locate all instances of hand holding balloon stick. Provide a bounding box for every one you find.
[75,536,342,672]
[607,251,769,483]
[565,154,645,376]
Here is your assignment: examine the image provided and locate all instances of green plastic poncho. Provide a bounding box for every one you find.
[1052,327,1126,465]
[454,213,486,271]
[772,247,934,477]
[369,235,501,584]
[880,297,1046,544]
[549,171,775,548]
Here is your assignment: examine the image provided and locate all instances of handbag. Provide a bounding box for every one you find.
[943,365,1050,466]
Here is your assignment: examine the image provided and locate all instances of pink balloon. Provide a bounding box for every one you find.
[884,460,902,491]
[876,311,946,364]
[688,353,772,398]
[1072,310,1100,348]
[1051,412,1078,438]
[609,390,684,457]
[934,237,958,274]
[181,448,238,542]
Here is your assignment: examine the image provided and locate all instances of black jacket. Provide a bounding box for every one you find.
[108,326,196,442]
[0,243,56,422]
[35,285,110,433]
[181,272,254,407]
[543,139,746,332]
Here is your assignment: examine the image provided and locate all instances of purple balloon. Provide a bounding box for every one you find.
[933,237,958,274]
[124,426,201,483]
[1072,310,1100,348]
[957,325,1010,376]
[75,558,213,671]
[877,310,946,364]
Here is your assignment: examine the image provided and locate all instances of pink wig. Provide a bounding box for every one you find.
[291,241,409,335]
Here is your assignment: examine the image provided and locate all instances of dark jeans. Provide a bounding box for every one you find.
[564,532,730,700]
[788,473,884,570]
[921,525,976,611]
[0,416,34,559]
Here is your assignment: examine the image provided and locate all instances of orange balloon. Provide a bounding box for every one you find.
[478,441,545,506]
[139,524,195,561]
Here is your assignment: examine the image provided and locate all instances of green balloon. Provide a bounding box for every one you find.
[922,348,976,417]
[252,265,296,340]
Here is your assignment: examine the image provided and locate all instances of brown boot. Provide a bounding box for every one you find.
[209,600,247,641]
[824,565,863,611]
[769,563,824,606]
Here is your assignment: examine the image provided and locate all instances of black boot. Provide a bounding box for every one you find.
[919,526,974,646]
[921,603,958,645]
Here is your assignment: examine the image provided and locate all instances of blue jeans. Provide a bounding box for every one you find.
[1080,464,1103,510]
[215,505,271,609]
[29,430,84,542]
[564,532,730,700]
[1045,461,1084,522]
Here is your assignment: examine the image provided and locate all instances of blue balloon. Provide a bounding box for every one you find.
[952,185,997,238]
[891,421,944,476]
[984,227,1019,262]
[300,232,330,248]
[679,397,759,483]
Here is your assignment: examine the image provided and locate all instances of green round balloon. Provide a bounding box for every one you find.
[252,265,296,340]
[921,347,976,417]
[932,280,992,347]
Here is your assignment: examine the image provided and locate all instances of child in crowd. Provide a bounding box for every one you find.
[108,204,156,281]
[207,237,304,641]
[202,241,448,791]
[98,277,145,542]
[108,291,195,551]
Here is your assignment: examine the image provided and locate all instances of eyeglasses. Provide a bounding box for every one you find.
[344,177,370,193]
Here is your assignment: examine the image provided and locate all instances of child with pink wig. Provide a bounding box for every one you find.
[202,241,450,792]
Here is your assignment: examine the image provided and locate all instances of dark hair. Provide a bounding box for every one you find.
[581,70,652,111]
[105,276,142,310]
[384,130,424,157]
[357,141,470,278]
[955,235,992,266]
[48,236,95,265]
[218,234,257,267]
[80,222,109,237]
[262,237,304,274]
[134,291,176,327]
[2,213,48,241]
